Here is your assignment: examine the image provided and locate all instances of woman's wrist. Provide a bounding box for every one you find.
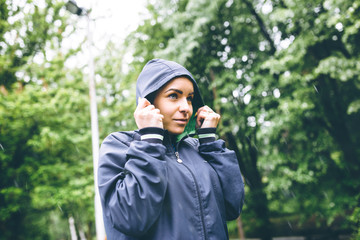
[197,127,217,144]
[139,127,165,144]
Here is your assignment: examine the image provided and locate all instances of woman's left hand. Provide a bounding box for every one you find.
[196,106,221,128]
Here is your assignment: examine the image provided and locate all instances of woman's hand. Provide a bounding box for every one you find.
[134,98,164,129]
[196,105,221,128]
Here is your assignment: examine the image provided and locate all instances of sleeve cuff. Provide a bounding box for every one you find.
[139,127,165,144]
[197,128,217,144]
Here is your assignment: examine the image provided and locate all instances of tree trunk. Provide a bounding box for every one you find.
[237,217,245,240]
[209,67,273,240]
[68,216,78,240]
[79,228,87,240]
[242,0,276,54]
[225,130,273,240]
[317,76,360,175]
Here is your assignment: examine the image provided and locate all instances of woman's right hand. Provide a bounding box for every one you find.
[134,98,164,129]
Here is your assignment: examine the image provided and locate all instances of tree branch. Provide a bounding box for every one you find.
[243,0,276,54]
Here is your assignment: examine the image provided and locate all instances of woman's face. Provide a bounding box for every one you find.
[153,77,194,135]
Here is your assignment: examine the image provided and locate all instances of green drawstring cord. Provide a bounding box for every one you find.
[176,112,197,142]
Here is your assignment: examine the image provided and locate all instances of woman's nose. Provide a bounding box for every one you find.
[179,98,190,112]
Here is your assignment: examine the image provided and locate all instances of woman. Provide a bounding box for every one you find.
[98,59,245,240]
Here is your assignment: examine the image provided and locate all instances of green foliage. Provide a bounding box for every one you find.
[0,0,67,90]
[0,0,97,239]
[124,0,360,238]
[350,195,360,240]
[227,219,239,238]
[0,72,96,239]
[1,0,360,238]
[95,42,138,138]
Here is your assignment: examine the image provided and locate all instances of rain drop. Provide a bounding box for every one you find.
[287,220,293,230]
[313,84,319,93]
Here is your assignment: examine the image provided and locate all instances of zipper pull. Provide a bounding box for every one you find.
[175,151,183,163]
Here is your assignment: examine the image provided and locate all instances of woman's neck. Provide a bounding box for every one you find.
[168,133,177,144]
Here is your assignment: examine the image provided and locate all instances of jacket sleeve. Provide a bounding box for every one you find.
[98,132,168,236]
[199,139,245,220]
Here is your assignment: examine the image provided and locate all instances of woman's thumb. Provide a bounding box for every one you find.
[137,97,151,109]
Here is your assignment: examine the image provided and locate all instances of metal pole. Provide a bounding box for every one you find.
[65,2,106,238]
[86,13,106,240]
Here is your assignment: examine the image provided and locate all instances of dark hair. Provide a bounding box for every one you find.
[145,91,157,104]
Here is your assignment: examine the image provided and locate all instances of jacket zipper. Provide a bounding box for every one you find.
[175,151,208,240]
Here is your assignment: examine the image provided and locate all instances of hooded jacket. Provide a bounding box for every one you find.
[98,59,245,240]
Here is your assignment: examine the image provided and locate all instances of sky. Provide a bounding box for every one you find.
[63,0,148,68]
[77,0,148,46]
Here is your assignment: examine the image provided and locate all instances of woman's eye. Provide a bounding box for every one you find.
[187,96,194,102]
[168,93,177,99]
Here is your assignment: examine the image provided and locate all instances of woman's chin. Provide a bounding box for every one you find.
[167,126,186,135]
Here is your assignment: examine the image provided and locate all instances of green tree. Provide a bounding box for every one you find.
[96,42,138,138]
[0,75,95,239]
[2,0,359,238]
[0,0,97,238]
[261,0,360,236]
[124,0,360,238]
[0,0,68,90]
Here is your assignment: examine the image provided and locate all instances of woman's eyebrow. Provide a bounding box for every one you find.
[164,88,194,95]
[164,88,182,94]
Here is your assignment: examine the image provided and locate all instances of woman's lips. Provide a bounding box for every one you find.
[173,119,188,125]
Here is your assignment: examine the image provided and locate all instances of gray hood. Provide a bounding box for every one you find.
[136,59,204,111]
[135,59,204,139]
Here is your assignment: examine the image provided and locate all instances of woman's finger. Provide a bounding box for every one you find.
[196,110,208,127]
[135,98,154,117]
[134,98,164,129]
[143,104,156,111]
[136,97,151,110]
[196,107,220,128]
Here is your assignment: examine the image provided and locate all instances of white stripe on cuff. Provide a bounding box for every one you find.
[141,134,164,141]
[198,133,216,139]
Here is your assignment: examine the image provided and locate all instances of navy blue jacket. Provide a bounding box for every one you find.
[98,59,245,239]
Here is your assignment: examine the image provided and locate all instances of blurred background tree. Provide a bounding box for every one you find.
[0,0,95,239]
[1,0,359,239]
[123,0,360,239]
